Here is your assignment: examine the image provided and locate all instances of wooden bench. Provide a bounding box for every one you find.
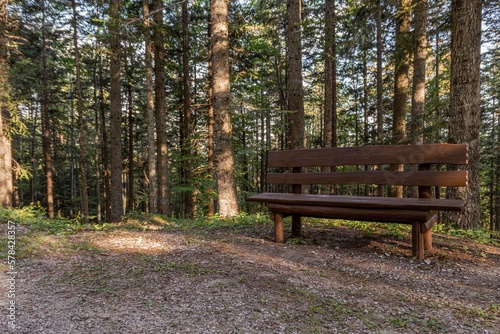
[246,144,468,260]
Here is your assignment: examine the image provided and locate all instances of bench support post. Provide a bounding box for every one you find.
[274,212,285,243]
[412,222,425,260]
[291,216,301,237]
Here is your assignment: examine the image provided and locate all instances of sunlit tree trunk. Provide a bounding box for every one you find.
[0,0,12,207]
[142,0,157,214]
[446,0,482,229]
[108,0,123,222]
[210,0,239,217]
[410,0,427,146]
[389,0,411,198]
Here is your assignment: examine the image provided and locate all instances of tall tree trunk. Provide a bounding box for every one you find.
[207,27,215,217]
[0,0,12,207]
[410,0,427,145]
[389,0,411,198]
[446,0,482,229]
[285,0,305,150]
[71,0,89,223]
[108,0,123,222]
[181,0,193,216]
[41,0,54,218]
[376,0,383,145]
[323,0,336,150]
[99,52,111,221]
[93,54,102,222]
[127,81,134,212]
[210,0,239,217]
[142,0,157,214]
[154,0,169,215]
[286,0,304,235]
[376,0,384,196]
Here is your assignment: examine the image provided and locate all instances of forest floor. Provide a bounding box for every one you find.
[0,213,499,334]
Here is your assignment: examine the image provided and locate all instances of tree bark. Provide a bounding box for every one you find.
[41,0,54,218]
[390,0,411,198]
[0,0,12,207]
[446,0,482,229]
[181,0,193,216]
[71,0,89,223]
[323,0,336,150]
[108,0,123,222]
[154,0,169,215]
[410,0,427,146]
[210,0,239,217]
[285,0,305,150]
[143,0,158,214]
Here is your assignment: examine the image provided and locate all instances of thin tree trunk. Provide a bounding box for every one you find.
[207,22,215,216]
[93,54,102,222]
[41,0,54,218]
[142,0,157,214]
[71,0,89,223]
[154,0,169,215]
[376,0,384,197]
[108,0,123,222]
[127,81,134,211]
[99,52,111,221]
[181,0,193,216]
[323,0,335,150]
[446,0,482,229]
[210,0,239,217]
[0,0,12,207]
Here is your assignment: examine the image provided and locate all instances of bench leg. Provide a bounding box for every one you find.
[424,230,433,251]
[291,215,301,237]
[274,212,285,243]
[412,222,425,261]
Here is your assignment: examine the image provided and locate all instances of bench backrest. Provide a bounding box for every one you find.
[267,144,468,187]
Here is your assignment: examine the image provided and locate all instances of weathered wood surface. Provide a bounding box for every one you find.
[247,193,465,211]
[266,170,468,187]
[268,143,468,168]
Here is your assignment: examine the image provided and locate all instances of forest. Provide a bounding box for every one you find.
[0,0,499,233]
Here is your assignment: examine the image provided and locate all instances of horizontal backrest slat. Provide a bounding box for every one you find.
[267,170,468,187]
[268,144,468,168]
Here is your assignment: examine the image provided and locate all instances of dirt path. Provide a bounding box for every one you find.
[1,222,499,333]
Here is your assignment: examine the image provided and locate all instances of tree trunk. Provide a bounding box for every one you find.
[99,52,111,221]
[207,30,215,217]
[285,0,305,150]
[181,0,193,216]
[71,0,89,223]
[286,0,305,236]
[154,0,169,215]
[210,0,239,217]
[389,0,411,198]
[142,0,157,214]
[410,0,427,146]
[41,0,54,218]
[323,0,336,150]
[376,0,384,197]
[0,0,12,207]
[446,0,482,229]
[108,0,123,222]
